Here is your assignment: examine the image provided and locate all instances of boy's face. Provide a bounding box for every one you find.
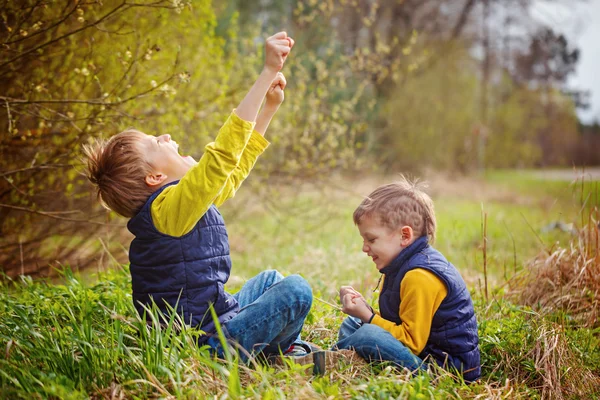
[137,133,197,183]
[357,215,405,270]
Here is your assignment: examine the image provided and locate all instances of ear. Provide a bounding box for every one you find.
[145,172,168,188]
[399,226,414,247]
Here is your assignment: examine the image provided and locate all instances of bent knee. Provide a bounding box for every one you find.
[353,323,387,340]
[258,269,284,283]
[280,274,313,304]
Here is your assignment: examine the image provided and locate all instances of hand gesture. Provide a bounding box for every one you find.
[265,72,286,107]
[264,31,294,74]
[339,287,373,322]
[340,285,363,300]
[341,292,373,322]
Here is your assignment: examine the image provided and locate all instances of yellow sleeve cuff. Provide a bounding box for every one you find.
[231,109,256,132]
[371,314,385,326]
[248,130,270,152]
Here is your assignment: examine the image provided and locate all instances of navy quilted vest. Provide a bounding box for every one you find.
[127,181,239,341]
[379,236,481,382]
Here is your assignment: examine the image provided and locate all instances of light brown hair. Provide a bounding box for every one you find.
[353,176,437,243]
[83,129,155,218]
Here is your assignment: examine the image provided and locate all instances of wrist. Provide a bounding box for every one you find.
[263,102,281,112]
[261,66,279,79]
[361,310,375,323]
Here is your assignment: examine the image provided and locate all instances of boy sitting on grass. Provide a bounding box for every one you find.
[84,32,318,363]
[334,177,481,382]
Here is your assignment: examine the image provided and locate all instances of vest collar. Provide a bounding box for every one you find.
[127,180,180,232]
[379,235,429,275]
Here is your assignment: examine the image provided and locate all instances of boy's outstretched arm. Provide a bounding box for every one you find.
[151,35,293,236]
[213,73,286,207]
[254,72,286,135]
[235,32,293,122]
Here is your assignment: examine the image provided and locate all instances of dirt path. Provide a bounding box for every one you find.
[528,167,600,181]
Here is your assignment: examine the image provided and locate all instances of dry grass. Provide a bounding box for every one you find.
[506,215,600,399]
[528,323,600,400]
[513,220,600,330]
[481,312,600,400]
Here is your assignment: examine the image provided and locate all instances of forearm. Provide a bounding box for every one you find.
[236,69,278,122]
[254,104,279,136]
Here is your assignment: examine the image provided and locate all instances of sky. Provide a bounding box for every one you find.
[531,0,600,123]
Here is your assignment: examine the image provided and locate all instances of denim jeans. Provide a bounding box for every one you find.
[333,316,424,371]
[207,270,312,362]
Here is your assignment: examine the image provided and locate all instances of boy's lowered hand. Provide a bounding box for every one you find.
[340,288,374,323]
[340,285,363,300]
[264,31,294,74]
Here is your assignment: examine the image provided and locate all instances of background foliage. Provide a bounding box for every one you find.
[0,0,598,312]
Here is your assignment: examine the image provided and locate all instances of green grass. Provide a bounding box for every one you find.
[485,168,600,213]
[1,170,599,398]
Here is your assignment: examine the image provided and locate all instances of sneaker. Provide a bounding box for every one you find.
[283,344,309,357]
[300,341,324,353]
[283,340,324,357]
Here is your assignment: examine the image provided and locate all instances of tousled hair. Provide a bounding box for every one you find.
[353,175,437,243]
[83,129,155,218]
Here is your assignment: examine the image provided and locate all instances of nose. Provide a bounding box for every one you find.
[362,242,370,253]
[158,134,171,142]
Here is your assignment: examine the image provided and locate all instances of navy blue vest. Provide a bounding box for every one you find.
[127,182,239,341]
[379,236,481,382]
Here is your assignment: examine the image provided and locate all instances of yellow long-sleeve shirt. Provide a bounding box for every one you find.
[150,111,269,236]
[371,269,448,355]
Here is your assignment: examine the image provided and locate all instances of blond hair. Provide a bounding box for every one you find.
[353,176,437,243]
[83,129,155,218]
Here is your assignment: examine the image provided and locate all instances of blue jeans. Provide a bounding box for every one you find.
[207,270,312,362]
[333,316,424,371]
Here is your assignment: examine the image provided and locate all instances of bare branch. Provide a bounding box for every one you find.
[4,98,12,133]
[3,0,47,44]
[3,1,80,46]
[450,0,477,40]
[0,74,177,106]
[124,0,177,7]
[0,1,128,71]
[2,175,29,196]
[0,164,71,178]
[0,203,124,226]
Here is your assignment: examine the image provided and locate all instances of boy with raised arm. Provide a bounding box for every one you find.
[84,32,317,361]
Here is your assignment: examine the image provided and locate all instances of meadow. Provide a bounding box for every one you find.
[1,170,599,399]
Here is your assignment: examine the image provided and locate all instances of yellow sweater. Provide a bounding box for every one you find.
[150,111,269,237]
[371,269,448,355]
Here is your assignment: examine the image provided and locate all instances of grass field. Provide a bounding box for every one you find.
[1,170,599,399]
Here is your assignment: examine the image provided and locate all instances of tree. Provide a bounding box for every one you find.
[510,27,581,165]
[513,27,579,88]
[0,0,236,276]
